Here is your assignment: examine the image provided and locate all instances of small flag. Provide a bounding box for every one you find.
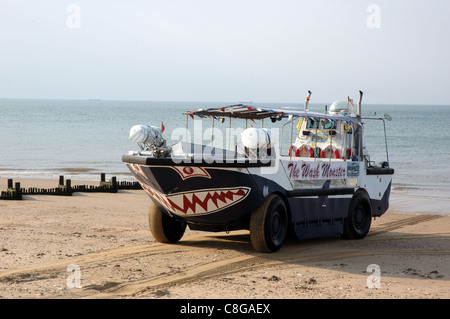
[161,122,165,133]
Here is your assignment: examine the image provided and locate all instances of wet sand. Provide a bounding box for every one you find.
[0,178,449,299]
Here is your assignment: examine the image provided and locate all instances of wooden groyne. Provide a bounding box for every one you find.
[0,174,142,200]
[0,180,23,200]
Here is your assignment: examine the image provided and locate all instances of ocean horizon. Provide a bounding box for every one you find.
[1,98,449,215]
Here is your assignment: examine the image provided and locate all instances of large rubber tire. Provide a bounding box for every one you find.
[250,194,288,253]
[149,203,186,243]
[342,192,372,239]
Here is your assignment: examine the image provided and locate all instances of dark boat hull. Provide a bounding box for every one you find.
[123,154,392,239]
[123,155,270,230]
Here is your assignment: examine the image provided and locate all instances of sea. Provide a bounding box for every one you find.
[1,98,449,215]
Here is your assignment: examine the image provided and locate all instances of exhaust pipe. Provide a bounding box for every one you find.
[304,90,312,111]
[357,90,363,118]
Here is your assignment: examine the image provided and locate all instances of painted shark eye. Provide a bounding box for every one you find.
[183,167,194,175]
[171,166,211,180]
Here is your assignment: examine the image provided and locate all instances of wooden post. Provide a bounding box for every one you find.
[66,179,72,195]
[111,176,118,193]
[59,176,64,186]
[15,182,22,200]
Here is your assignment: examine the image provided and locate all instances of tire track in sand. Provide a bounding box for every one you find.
[0,237,208,284]
[369,214,442,236]
[88,245,450,299]
[82,214,447,298]
[1,214,446,298]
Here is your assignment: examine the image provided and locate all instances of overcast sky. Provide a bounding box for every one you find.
[0,0,449,105]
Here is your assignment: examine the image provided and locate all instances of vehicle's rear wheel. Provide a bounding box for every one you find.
[250,194,288,253]
[149,203,186,243]
[342,192,372,239]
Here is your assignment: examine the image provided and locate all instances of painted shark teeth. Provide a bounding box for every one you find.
[140,184,251,216]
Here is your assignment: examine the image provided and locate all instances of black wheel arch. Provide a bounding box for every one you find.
[342,188,373,239]
[353,188,373,216]
[270,191,292,224]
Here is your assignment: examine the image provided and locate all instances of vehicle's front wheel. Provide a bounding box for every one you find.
[149,203,186,243]
[342,192,372,239]
[250,194,288,253]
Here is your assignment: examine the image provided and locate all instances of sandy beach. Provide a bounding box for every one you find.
[0,177,449,300]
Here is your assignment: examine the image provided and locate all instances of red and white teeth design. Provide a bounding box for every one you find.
[167,187,251,216]
[140,184,251,216]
